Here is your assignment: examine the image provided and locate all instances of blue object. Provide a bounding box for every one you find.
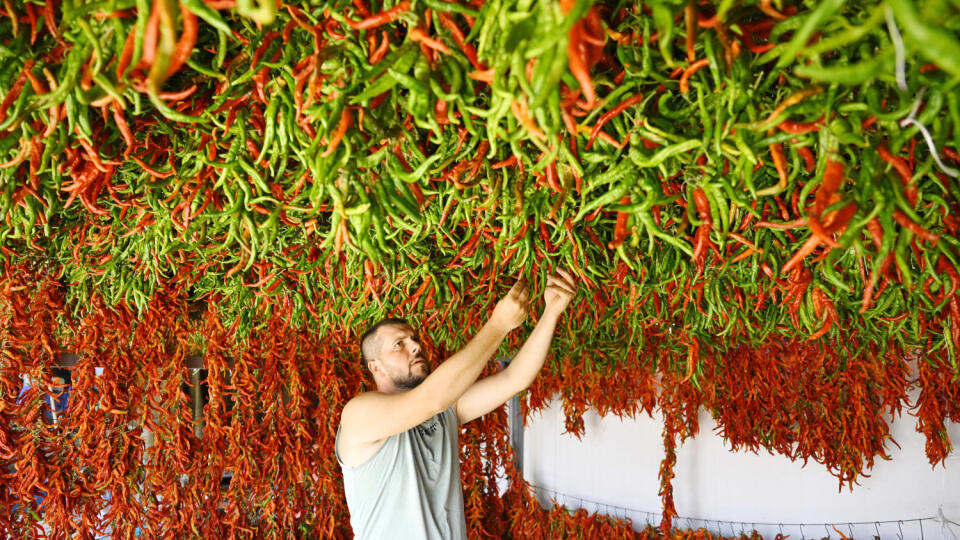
[15,376,71,423]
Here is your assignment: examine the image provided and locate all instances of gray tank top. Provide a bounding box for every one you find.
[336,407,467,540]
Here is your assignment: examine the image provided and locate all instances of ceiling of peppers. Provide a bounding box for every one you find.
[0,0,958,353]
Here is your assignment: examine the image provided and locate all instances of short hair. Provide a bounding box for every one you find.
[360,318,410,367]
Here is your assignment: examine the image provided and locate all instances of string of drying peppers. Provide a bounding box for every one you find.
[0,263,789,538]
[1,0,960,537]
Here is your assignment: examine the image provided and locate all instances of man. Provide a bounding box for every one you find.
[336,269,577,539]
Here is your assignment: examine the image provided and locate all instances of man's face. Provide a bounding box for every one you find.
[372,324,428,390]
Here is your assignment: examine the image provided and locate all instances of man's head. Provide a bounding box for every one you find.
[360,318,429,393]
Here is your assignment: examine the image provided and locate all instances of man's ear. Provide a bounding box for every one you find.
[367,359,381,378]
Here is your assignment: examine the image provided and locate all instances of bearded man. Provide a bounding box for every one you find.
[336,269,577,539]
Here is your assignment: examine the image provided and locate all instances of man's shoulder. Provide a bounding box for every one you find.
[339,392,390,467]
[345,390,382,404]
[340,391,383,425]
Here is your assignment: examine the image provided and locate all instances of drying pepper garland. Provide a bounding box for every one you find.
[1,0,959,538]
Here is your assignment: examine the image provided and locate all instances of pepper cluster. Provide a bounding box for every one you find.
[1,263,784,538]
[0,0,958,342]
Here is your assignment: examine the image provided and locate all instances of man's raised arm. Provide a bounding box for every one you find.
[339,277,531,448]
[455,269,577,425]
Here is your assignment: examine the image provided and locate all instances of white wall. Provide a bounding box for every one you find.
[521,392,960,539]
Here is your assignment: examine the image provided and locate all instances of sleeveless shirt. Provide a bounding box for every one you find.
[336,407,468,540]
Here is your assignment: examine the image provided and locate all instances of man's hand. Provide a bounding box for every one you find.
[490,276,530,332]
[454,268,577,425]
[543,268,577,318]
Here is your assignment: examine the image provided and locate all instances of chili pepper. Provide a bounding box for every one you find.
[564,5,601,108]
[321,108,352,158]
[679,58,709,94]
[877,144,918,206]
[892,210,939,244]
[756,143,789,197]
[510,99,546,141]
[607,196,631,250]
[0,61,34,124]
[585,92,643,150]
[778,117,824,134]
[346,1,411,30]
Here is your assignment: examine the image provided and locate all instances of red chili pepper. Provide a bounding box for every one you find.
[437,13,482,70]
[679,58,709,94]
[408,27,450,54]
[777,116,823,134]
[345,1,411,30]
[490,156,518,169]
[796,145,816,172]
[321,108,352,158]
[368,30,390,64]
[586,92,643,150]
[133,2,161,75]
[510,99,546,141]
[0,60,35,123]
[937,258,960,302]
[607,196,631,250]
[860,255,895,313]
[892,210,939,244]
[164,2,198,78]
[781,235,821,275]
[877,144,917,206]
[564,9,598,108]
[690,188,715,270]
[768,142,789,192]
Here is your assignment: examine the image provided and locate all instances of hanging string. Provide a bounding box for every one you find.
[885,9,959,178]
[937,506,960,540]
[527,483,952,539]
[885,6,908,92]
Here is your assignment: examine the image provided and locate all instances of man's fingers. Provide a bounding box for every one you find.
[510,276,529,296]
[545,276,560,292]
[547,275,574,291]
[549,273,576,293]
[551,269,575,289]
[518,287,530,303]
[508,278,530,308]
[546,282,576,297]
[555,276,575,292]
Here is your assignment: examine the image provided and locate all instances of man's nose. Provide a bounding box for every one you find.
[410,340,421,355]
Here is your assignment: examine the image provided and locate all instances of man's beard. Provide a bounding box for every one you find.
[392,356,428,390]
[393,372,426,390]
